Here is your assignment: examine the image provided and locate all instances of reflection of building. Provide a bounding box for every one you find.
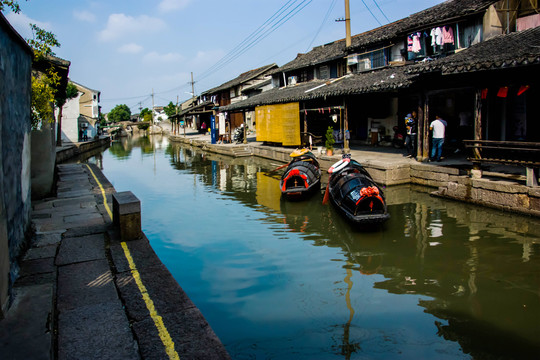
[59,80,101,142]
[166,141,540,358]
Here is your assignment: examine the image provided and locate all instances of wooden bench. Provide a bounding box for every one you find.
[463,140,539,186]
[301,132,323,148]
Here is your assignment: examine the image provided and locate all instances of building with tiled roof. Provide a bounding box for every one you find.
[216,0,539,165]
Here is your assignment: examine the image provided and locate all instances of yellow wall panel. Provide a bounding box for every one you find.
[255,103,300,146]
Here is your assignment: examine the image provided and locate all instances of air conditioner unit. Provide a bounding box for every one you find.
[288,76,297,85]
[358,59,372,72]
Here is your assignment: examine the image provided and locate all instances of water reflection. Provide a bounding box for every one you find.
[100,137,540,359]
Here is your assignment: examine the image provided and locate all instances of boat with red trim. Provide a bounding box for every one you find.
[280,149,322,200]
[324,154,389,225]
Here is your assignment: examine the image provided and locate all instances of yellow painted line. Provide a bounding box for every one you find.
[86,164,113,220]
[121,242,179,359]
[85,164,180,360]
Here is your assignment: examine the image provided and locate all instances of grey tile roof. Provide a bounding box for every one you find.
[407,26,540,74]
[220,67,417,111]
[202,63,278,95]
[276,0,498,73]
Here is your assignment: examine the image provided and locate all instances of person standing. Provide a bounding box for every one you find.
[430,115,447,162]
[404,111,417,158]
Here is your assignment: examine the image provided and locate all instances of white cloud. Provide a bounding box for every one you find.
[158,0,191,12]
[73,10,96,23]
[143,51,183,63]
[5,12,52,39]
[98,13,166,42]
[118,43,143,54]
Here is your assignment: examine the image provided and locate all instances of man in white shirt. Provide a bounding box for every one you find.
[429,115,447,162]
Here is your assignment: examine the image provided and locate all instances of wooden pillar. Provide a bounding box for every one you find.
[303,106,308,148]
[416,94,427,161]
[420,93,430,161]
[344,100,350,153]
[473,89,483,168]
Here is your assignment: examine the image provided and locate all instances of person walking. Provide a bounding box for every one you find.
[430,115,447,162]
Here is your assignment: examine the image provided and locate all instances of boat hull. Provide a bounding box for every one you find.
[328,159,390,226]
[280,154,322,200]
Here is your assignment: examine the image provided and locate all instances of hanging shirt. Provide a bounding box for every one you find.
[442,26,455,45]
[412,32,422,53]
[407,35,413,52]
[431,27,443,46]
[430,28,437,46]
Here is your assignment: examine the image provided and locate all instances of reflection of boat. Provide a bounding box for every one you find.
[326,155,389,226]
[280,149,321,200]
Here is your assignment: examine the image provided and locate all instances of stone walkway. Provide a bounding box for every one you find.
[0,163,229,359]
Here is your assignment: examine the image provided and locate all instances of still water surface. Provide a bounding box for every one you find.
[92,135,540,359]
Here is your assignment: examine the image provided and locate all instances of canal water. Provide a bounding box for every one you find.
[89,135,540,359]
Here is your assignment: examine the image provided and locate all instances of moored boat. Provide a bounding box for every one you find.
[280,148,322,200]
[325,154,390,225]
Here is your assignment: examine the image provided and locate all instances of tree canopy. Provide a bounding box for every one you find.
[27,23,62,128]
[56,82,78,108]
[140,107,151,118]
[139,108,152,122]
[108,104,131,123]
[4,0,67,130]
[0,0,22,13]
[163,101,177,117]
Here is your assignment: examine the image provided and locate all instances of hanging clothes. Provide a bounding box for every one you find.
[430,27,439,47]
[412,32,422,53]
[407,35,413,52]
[431,27,443,47]
[442,26,455,45]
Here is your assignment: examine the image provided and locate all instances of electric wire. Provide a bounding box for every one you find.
[306,0,338,51]
[202,0,312,80]
[197,0,312,82]
[371,0,391,23]
[103,0,313,109]
[150,2,309,97]
[360,0,382,26]
[198,0,301,80]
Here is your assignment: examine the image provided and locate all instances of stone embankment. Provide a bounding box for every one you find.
[169,133,540,217]
[0,162,230,359]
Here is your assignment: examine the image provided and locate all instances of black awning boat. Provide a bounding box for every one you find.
[280,149,322,200]
[325,155,390,226]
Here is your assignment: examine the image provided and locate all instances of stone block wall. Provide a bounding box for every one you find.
[0,14,33,315]
[434,173,540,217]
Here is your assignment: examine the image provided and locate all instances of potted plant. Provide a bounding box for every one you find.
[325,126,335,156]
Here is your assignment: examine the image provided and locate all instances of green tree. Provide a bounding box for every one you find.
[0,0,23,13]
[4,1,66,130]
[27,23,63,129]
[108,104,131,123]
[98,112,107,127]
[143,113,153,122]
[140,108,151,121]
[163,101,177,117]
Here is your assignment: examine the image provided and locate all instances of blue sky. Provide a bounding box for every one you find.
[6,0,442,113]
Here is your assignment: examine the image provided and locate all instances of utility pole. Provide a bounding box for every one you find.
[336,1,352,52]
[151,88,155,125]
[344,0,351,47]
[190,72,195,104]
[190,72,195,135]
[175,95,179,135]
